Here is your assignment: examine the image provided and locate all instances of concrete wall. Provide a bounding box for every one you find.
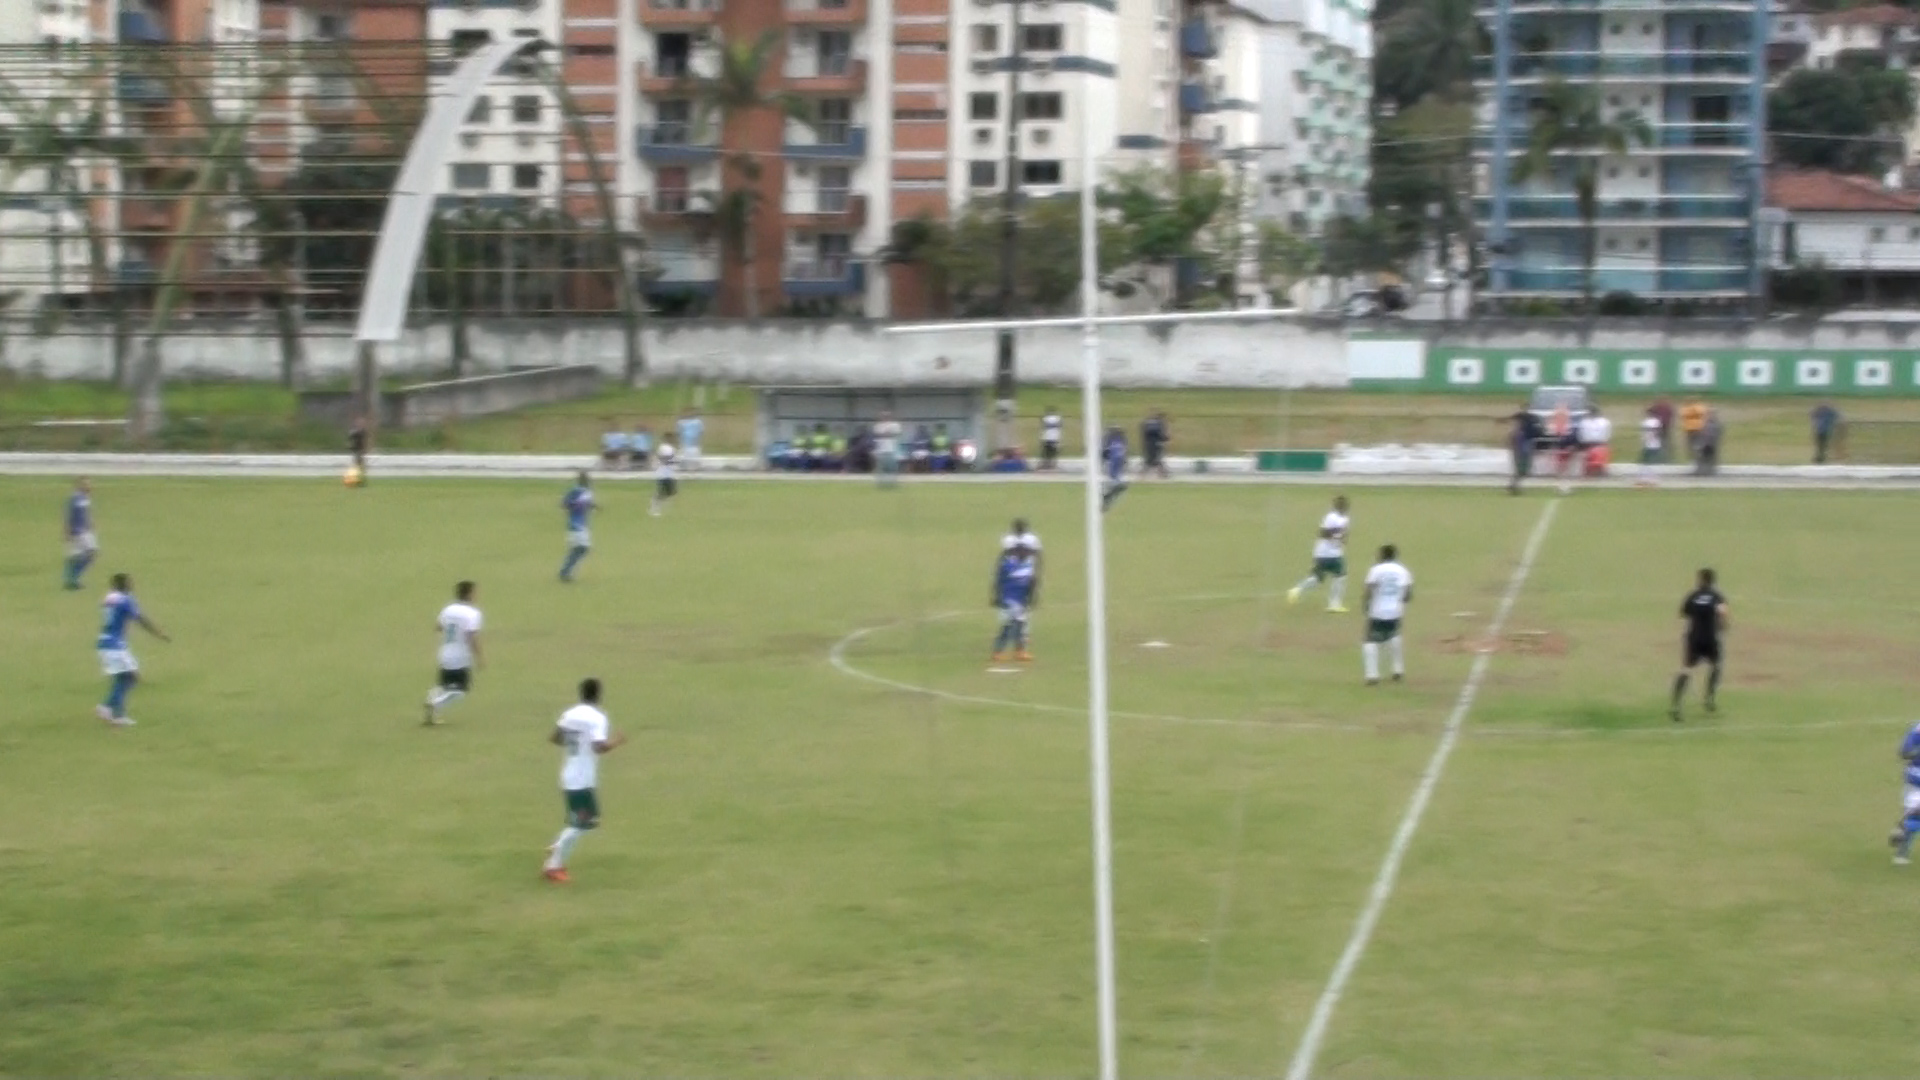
[298,364,603,429]
[0,318,1354,389]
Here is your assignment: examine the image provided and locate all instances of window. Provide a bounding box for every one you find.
[970,92,998,120]
[314,12,349,40]
[818,165,852,210]
[655,32,692,77]
[1638,166,1651,178]
[1910,226,1920,241]
[451,163,490,190]
[817,31,853,75]
[450,29,490,58]
[512,95,541,123]
[969,160,998,187]
[1871,226,1887,242]
[467,96,492,124]
[654,99,692,142]
[1021,92,1064,121]
[1021,160,1062,185]
[1022,24,1064,52]
[972,25,999,52]
[817,233,852,262]
[896,108,947,121]
[513,164,542,190]
[816,97,852,143]
[655,165,690,210]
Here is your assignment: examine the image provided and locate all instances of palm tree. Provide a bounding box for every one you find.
[0,68,144,385]
[1378,0,1486,108]
[680,30,813,319]
[1511,79,1653,313]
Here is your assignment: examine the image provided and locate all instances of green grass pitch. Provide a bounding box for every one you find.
[1,475,1916,1078]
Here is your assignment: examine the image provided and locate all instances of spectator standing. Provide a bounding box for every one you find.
[630,424,653,469]
[1811,401,1841,464]
[873,411,902,487]
[1500,401,1543,496]
[1679,397,1708,461]
[1649,397,1675,462]
[1039,406,1063,470]
[676,409,704,471]
[1695,408,1723,476]
[1576,405,1612,480]
[1637,407,1663,487]
[1141,410,1171,479]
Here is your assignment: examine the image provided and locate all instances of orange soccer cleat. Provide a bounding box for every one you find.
[543,867,570,884]
[1014,649,1033,662]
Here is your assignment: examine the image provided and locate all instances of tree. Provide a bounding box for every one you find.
[681,30,813,318]
[0,67,143,385]
[1321,213,1419,283]
[1256,222,1320,304]
[1098,165,1229,307]
[1510,79,1652,313]
[934,196,1121,315]
[1374,0,1486,112]
[1770,64,1915,175]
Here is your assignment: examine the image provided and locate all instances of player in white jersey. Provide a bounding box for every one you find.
[1637,409,1662,487]
[1001,517,1043,597]
[424,580,484,725]
[1361,544,1414,685]
[651,443,678,517]
[543,677,627,883]
[1288,495,1352,612]
[873,411,903,488]
[1039,407,1063,470]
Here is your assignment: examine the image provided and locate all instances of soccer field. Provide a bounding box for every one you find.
[2,475,1916,1078]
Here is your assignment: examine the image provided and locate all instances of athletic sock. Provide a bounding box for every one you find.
[428,688,466,711]
[1362,642,1380,682]
[1706,664,1722,702]
[74,551,95,583]
[1900,815,1920,858]
[1329,577,1346,606]
[559,547,587,580]
[1295,575,1320,595]
[1388,636,1405,677]
[105,672,134,717]
[992,624,1012,653]
[1671,672,1690,707]
[546,826,582,869]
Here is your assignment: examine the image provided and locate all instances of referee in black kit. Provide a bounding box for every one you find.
[1671,568,1729,722]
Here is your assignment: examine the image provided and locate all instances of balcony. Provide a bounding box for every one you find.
[1180,18,1218,59]
[1485,0,1761,12]
[638,189,714,228]
[637,58,701,95]
[643,0,722,28]
[1501,266,1748,294]
[115,74,170,104]
[1487,195,1750,223]
[783,259,866,298]
[1177,137,1217,171]
[786,57,867,95]
[636,124,720,164]
[117,9,167,43]
[1477,51,1754,82]
[787,0,866,26]
[1179,82,1215,114]
[783,123,867,160]
[782,189,867,229]
[1474,122,1754,153]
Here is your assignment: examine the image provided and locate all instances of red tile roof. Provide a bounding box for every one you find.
[1767,169,1920,213]
[1815,3,1918,28]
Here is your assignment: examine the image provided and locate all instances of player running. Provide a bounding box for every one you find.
[95,572,169,727]
[425,580,484,726]
[543,677,627,883]
[1288,495,1351,613]
[64,477,98,591]
[1361,544,1413,686]
[1100,426,1129,512]
[991,541,1038,663]
[1889,721,1920,866]
[651,444,677,517]
[559,471,596,582]
[1670,567,1727,722]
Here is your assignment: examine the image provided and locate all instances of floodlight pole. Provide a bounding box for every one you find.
[1077,90,1120,1080]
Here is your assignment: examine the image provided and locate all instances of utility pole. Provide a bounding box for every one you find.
[994,0,1025,449]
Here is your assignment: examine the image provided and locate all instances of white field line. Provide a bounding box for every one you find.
[1282,497,1561,1080]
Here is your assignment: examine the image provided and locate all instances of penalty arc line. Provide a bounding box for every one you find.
[1283,496,1562,1080]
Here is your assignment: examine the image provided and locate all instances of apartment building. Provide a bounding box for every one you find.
[1241,0,1371,233]
[1476,0,1768,304]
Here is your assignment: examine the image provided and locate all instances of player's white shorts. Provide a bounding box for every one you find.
[68,531,98,557]
[1000,600,1029,624]
[98,648,138,676]
[1903,784,1920,815]
[568,527,591,549]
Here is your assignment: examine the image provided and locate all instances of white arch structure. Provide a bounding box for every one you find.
[353,36,544,344]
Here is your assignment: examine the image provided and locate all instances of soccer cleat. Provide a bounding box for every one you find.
[1286,586,1302,606]
[1327,604,1348,614]
[1898,855,1912,867]
[990,651,1008,662]
[1365,678,1380,687]
[110,716,136,727]
[543,867,570,883]
[95,704,113,723]
[1704,699,1718,715]
[1015,649,1033,662]
[1391,673,1404,683]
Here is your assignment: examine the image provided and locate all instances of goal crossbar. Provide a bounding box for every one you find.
[881,308,1292,336]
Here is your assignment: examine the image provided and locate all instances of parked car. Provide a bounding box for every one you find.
[1526,384,1595,448]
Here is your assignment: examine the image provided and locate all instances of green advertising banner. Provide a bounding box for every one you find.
[1350,342,1920,396]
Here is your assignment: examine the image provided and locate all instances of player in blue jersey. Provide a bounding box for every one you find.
[1890,722,1920,865]
[558,471,597,583]
[95,572,169,727]
[63,477,98,590]
[990,542,1038,662]
[1100,426,1129,512]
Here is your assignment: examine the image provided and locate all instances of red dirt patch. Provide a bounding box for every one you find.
[1436,629,1570,656]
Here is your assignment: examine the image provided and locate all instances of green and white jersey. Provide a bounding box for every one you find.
[557,703,610,791]
[1364,561,1413,620]
[1313,511,1350,561]
[436,602,483,670]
